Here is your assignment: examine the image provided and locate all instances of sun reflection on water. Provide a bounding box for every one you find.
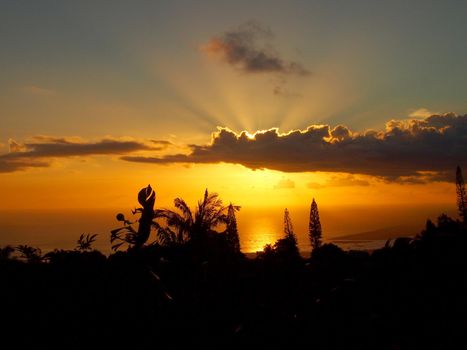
[240,216,281,253]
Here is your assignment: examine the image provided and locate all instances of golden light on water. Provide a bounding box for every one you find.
[240,215,281,253]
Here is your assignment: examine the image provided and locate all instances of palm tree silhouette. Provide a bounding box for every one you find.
[160,189,231,244]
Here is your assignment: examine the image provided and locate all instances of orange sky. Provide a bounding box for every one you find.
[1,1,466,251]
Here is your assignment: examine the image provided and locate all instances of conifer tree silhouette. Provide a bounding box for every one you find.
[456,166,467,223]
[309,198,322,252]
[273,208,299,257]
[225,203,241,254]
[284,208,296,243]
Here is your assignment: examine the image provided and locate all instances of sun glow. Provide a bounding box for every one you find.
[239,214,280,253]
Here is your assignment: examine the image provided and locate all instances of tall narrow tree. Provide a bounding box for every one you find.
[456,166,467,223]
[309,198,322,252]
[225,203,241,254]
[284,208,297,243]
[274,208,299,257]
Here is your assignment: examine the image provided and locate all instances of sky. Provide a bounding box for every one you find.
[0,0,466,251]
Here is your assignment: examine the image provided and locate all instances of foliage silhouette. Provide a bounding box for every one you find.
[309,198,322,254]
[3,167,467,347]
[111,184,158,251]
[257,209,300,263]
[16,245,42,263]
[283,208,295,241]
[273,208,299,258]
[225,203,241,254]
[157,189,239,249]
[76,233,98,251]
[0,245,14,260]
[456,165,467,223]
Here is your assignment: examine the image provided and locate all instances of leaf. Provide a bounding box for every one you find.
[138,187,147,206]
[111,242,124,251]
[111,227,125,235]
[138,184,154,206]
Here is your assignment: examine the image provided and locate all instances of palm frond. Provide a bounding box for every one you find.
[76,233,98,251]
[174,198,193,222]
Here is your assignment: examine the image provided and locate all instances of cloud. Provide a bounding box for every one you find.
[122,113,467,183]
[274,178,295,189]
[0,136,156,173]
[408,107,437,119]
[22,85,56,96]
[272,78,302,97]
[0,158,50,173]
[150,140,174,148]
[201,21,310,94]
[307,175,370,189]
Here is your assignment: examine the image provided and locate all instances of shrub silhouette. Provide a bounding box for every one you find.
[16,245,42,263]
[0,245,15,260]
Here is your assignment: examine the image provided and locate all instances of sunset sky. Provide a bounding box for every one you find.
[1,1,466,251]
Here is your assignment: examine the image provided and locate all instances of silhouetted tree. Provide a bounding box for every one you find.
[161,189,229,244]
[225,203,241,254]
[456,166,467,222]
[437,213,460,233]
[284,208,296,241]
[156,197,195,245]
[272,208,300,258]
[309,198,322,252]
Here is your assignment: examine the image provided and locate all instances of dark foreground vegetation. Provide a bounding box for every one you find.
[1,168,467,348]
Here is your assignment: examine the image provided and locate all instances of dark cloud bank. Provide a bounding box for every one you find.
[122,113,467,183]
[0,136,156,173]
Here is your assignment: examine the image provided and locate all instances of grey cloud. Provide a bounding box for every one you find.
[0,159,50,173]
[0,137,156,173]
[122,113,467,183]
[202,21,310,77]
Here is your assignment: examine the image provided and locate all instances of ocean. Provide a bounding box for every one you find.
[0,205,454,254]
